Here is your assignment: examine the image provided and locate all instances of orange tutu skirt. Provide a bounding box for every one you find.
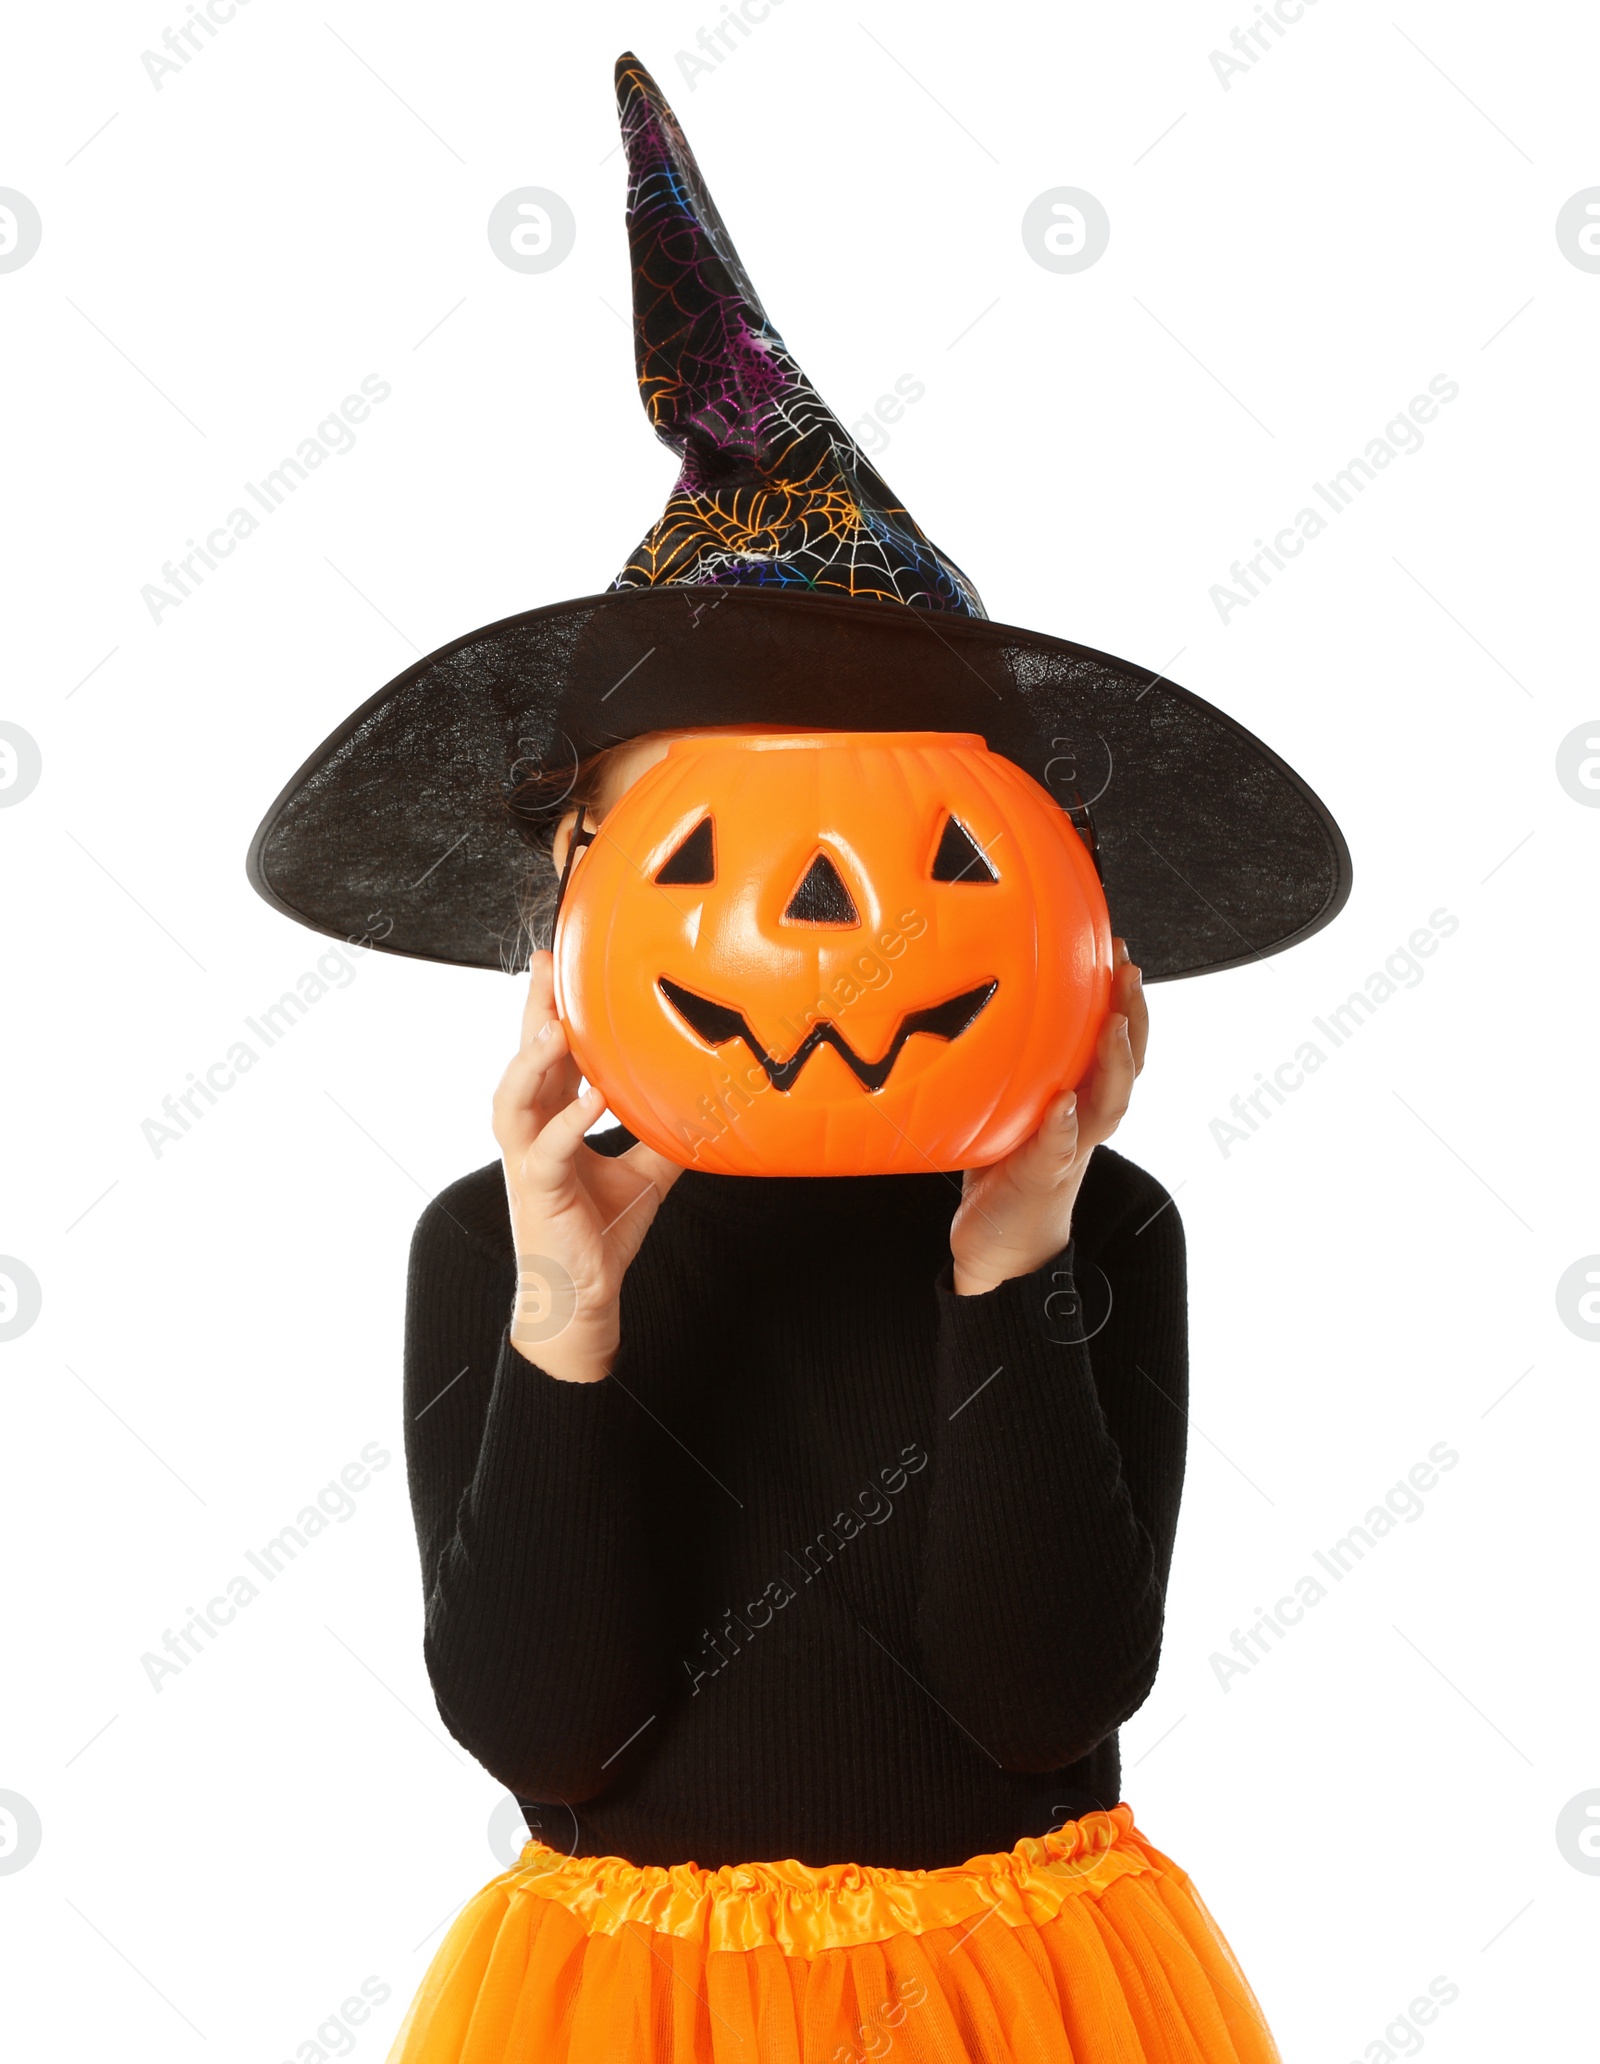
[387,1805,1279,2063]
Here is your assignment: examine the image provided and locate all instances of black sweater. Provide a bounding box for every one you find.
[403,1137,1188,1871]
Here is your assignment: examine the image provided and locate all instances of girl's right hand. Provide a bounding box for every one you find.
[492,951,684,1382]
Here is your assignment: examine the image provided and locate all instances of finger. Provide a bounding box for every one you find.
[620,1140,687,1195]
[1113,956,1149,1075]
[493,1019,577,1150]
[519,951,558,1048]
[1078,1011,1136,1148]
[518,952,585,1111]
[525,1084,609,1197]
[1002,1089,1081,1195]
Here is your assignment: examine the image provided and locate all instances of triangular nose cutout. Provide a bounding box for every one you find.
[782,852,860,927]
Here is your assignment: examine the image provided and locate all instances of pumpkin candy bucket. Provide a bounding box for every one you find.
[553,730,1113,1175]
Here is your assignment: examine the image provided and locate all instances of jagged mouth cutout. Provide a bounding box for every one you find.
[659,977,998,1093]
[652,809,1000,1093]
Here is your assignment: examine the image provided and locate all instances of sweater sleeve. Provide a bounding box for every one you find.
[914,1163,1188,1772]
[403,1179,669,1801]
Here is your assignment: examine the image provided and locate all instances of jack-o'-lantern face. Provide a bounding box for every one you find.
[553,731,1112,1175]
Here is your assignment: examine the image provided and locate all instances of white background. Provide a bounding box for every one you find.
[3,1,1595,2057]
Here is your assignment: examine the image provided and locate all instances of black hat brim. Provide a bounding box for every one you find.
[245,585,1351,982]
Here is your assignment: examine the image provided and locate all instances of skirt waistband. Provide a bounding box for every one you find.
[502,1803,1162,1958]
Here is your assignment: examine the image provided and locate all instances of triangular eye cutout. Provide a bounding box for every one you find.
[654,816,715,885]
[931,816,998,883]
[782,852,859,926]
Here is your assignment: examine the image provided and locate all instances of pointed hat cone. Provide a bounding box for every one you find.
[610,53,983,614]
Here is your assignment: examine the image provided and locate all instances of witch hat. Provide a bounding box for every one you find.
[247,53,1350,982]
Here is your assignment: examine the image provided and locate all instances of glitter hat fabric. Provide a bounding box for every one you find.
[245,54,1351,982]
[609,54,983,614]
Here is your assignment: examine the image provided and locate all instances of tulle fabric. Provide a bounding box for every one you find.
[387,1804,1279,2063]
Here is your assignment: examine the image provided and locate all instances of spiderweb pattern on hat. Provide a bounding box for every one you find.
[610,55,985,616]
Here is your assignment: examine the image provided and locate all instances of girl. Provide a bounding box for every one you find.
[248,53,1348,2061]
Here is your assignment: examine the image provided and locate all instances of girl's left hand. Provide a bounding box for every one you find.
[949,940,1149,1296]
